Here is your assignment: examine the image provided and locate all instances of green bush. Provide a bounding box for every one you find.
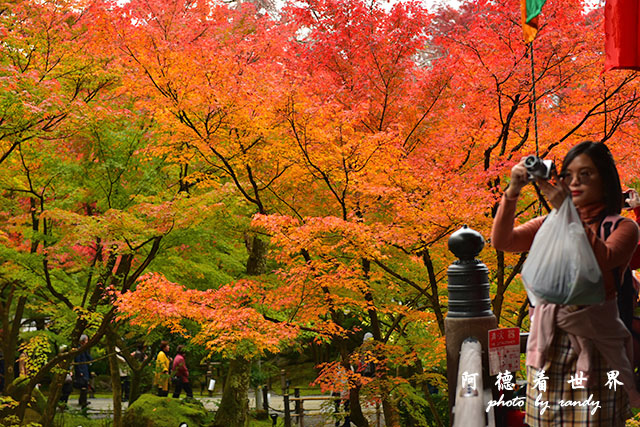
[0,377,47,426]
[53,413,113,427]
[122,393,211,427]
[396,383,450,427]
[250,409,269,420]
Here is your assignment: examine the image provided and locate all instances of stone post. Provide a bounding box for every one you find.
[445,225,497,419]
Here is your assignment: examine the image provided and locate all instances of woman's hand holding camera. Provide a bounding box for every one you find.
[506,158,569,210]
[536,172,569,210]
[506,160,529,198]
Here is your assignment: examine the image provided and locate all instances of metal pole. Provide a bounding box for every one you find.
[282,369,291,427]
[294,388,301,425]
[262,385,269,413]
[299,398,305,427]
[208,363,213,397]
[256,386,263,411]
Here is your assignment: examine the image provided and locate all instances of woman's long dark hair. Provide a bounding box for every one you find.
[560,141,622,215]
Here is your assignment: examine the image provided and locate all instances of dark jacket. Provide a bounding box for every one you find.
[74,351,92,385]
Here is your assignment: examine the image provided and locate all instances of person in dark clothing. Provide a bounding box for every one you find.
[56,345,73,406]
[60,370,73,405]
[73,334,92,408]
[132,343,147,363]
[172,345,193,399]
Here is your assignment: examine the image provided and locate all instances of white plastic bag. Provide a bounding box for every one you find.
[521,197,604,306]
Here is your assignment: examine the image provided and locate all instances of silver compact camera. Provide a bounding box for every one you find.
[524,155,555,180]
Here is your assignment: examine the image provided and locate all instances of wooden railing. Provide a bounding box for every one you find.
[275,391,382,427]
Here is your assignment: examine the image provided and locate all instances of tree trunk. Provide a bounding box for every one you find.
[333,334,367,427]
[415,360,444,427]
[380,380,402,427]
[348,384,369,427]
[127,348,153,405]
[363,281,402,427]
[1,291,27,394]
[107,339,123,427]
[213,358,250,427]
[212,232,266,424]
[1,342,17,395]
[41,370,65,426]
[129,368,143,404]
[245,234,267,275]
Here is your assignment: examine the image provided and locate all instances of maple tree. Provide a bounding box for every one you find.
[5,0,640,425]
[0,0,114,421]
[111,0,640,424]
[258,0,640,423]
[0,0,123,406]
[109,0,450,422]
[0,0,116,166]
[92,0,308,422]
[0,1,237,419]
[254,2,450,423]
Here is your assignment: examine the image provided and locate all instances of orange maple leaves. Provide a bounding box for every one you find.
[116,273,298,357]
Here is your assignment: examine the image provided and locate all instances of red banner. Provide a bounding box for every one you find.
[605,0,640,71]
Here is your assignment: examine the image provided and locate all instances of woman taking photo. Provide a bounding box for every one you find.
[491,141,640,425]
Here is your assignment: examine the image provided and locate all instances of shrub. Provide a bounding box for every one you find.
[0,378,47,426]
[122,393,211,427]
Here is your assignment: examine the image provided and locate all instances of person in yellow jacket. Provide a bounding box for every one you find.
[154,341,171,396]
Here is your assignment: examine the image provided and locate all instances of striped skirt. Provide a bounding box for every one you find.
[525,329,632,426]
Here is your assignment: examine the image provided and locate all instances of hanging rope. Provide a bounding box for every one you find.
[603,74,607,140]
[528,42,549,214]
[530,42,539,156]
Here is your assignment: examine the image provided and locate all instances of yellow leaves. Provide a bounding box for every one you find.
[0,229,10,245]
[499,286,529,328]
[19,335,51,377]
[103,0,288,174]
[0,396,19,410]
[73,306,103,330]
[626,413,640,427]
[36,190,224,263]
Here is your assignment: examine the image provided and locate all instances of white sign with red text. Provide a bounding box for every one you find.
[488,327,520,376]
